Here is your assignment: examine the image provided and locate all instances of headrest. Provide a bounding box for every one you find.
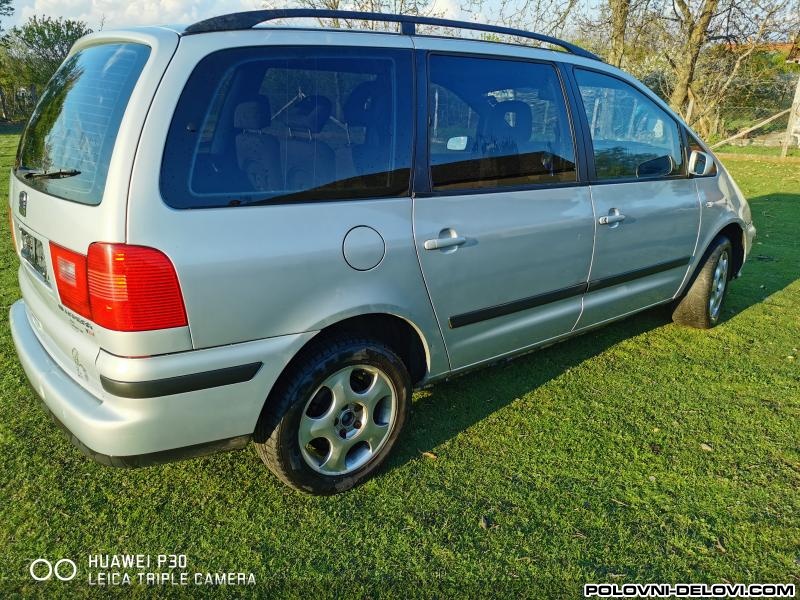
[488,100,532,146]
[234,98,271,130]
[343,81,389,126]
[287,95,332,134]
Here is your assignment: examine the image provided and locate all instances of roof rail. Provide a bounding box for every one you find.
[183,9,602,61]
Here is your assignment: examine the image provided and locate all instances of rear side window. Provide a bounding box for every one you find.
[428,55,576,192]
[574,69,685,180]
[161,47,413,208]
[15,43,151,205]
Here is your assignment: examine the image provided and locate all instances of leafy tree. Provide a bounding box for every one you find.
[0,15,90,120]
[4,16,92,88]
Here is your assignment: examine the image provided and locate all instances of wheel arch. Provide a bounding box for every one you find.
[679,220,745,299]
[716,221,746,277]
[273,312,434,396]
[310,313,430,386]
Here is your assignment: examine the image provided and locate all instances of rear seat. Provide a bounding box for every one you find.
[282,95,336,190]
[343,80,393,177]
[234,98,281,192]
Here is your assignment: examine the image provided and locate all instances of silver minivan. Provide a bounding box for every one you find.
[9,10,756,494]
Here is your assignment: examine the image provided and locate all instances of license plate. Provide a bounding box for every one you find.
[19,226,49,282]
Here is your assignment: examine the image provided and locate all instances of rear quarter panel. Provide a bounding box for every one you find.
[127,30,449,379]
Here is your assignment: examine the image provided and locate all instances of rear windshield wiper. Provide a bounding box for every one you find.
[23,169,81,180]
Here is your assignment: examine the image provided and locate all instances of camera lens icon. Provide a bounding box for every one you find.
[29,558,77,581]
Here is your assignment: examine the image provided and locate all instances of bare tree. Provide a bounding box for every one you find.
[608,0,632,66]
[262,0,444,31]
[460,0,579,40]
[663,0,722,114]
[585,0,657,68]
[579,0,798,138]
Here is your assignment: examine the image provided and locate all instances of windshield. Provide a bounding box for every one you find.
[15,42,151,205]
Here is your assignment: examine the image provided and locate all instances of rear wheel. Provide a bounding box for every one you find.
[254,336,411,495]
[672,235,732,329]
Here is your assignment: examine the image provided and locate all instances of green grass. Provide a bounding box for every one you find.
[715,144,800,158]
[1,135,798,598]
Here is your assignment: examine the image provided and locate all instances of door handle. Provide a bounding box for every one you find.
[598,209,626,226]
[424,236,467,251]
[705,200,726,208]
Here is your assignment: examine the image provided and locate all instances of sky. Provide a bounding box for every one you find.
[3,0,464,30]
[7,0,268,29]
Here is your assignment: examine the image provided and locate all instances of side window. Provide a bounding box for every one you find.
[161,47,413,208]
[428,55,577,191]
[687,132,717,176]
[574,69,685,181]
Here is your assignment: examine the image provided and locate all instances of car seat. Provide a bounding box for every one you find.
[343,80,393,177]
[283,95,336,190]
[234,98,281,192]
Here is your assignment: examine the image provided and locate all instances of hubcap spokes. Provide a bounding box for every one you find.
[299,365,396,475]
[709,251,729,320]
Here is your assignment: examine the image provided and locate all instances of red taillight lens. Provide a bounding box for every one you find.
[49,242,187,332]
[50,242,92,318]
[87,243,187,332]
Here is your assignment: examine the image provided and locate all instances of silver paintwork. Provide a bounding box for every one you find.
[10,300,316,456]
[9,26,755,461]
[578,178,701,328]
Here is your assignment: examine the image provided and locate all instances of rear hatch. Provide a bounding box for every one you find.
[8,28,184,395]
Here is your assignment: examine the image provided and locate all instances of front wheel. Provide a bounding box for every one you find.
[254,336,411,495]
[672,235,733,329]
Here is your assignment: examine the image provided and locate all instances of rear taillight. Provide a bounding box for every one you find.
[49,242,187,332]
[50,242,92,318]
[88,243,187,332]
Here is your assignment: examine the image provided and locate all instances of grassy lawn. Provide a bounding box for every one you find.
[0,133,798,597]
[715,144,800,159]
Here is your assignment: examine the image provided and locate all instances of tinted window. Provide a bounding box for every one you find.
[575,69,685,180]
[428,55,576,191]
[15,43,151,205]
[687,132,717,176]
[161,47,413,209]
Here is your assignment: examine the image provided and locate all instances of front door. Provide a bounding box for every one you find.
[571,68,701,328]
[413,52,595,370]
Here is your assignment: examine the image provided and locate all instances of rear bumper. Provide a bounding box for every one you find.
[10,299,315,464]
[40,402,251,467]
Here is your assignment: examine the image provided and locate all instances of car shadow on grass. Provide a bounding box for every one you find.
[386,307,669,471]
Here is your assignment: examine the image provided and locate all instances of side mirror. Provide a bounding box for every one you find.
[446,136,469,151]
[636,154,674,178]
[688,150,714,176]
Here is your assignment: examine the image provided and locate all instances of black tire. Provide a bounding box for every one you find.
[253,335,411,495]
[672,235,733,329]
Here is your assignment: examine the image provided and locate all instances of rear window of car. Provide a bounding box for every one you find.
[15,43,151,205]
[160,46,413,209]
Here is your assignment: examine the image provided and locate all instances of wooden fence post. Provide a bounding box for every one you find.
[782,38,800,158]
[781,74,800,158]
